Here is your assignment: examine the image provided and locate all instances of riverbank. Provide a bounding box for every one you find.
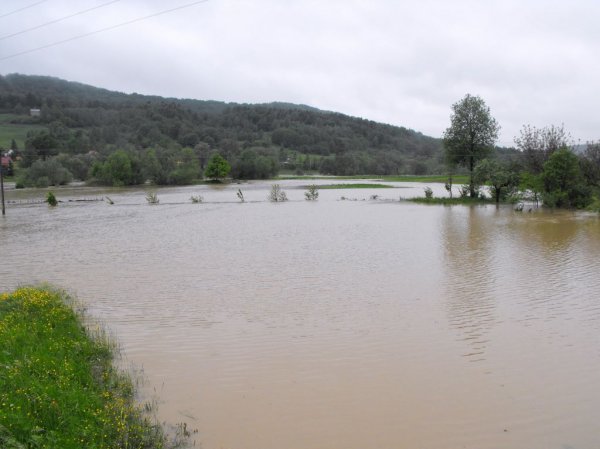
[0,287,181,449]
[278,174,469,183]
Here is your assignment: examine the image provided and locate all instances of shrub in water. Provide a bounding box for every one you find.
[268,184,288,202]
[304,185,319,201]
[46,191,58,206]
[237,188,245,203]
[145,192,159,204]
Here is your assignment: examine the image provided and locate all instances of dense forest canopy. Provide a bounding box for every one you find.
[0,73,451,184]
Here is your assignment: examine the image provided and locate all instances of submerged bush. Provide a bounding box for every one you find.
[145,192,159,204]
[236,189,245,203]
[46,191,58,206]
[304,184,319,201]
[268,184,288,202]
[424,186,433,199]
[541,148,591,208]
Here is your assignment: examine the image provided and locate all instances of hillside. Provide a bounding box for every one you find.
[0,73,446,184]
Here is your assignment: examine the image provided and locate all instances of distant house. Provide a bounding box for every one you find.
[1,155,13,176]
[30,108,41,117]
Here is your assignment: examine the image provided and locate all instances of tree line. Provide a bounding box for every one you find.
[1,74,446,187]
[3,75,598,209]
[443,94,600,209]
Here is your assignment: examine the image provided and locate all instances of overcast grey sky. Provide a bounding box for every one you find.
[1,0,599,146]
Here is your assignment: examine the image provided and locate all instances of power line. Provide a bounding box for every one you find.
[0,0,209,61]
[0,0,121,41]
[0,0,48,19]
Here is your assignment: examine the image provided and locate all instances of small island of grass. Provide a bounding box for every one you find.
[311,183,395,189]
[408,196,494,206]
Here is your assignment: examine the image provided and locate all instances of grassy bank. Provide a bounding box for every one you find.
[312,183,395,189]
[0,287,177,449]
[279,174,469,183]
[408,196,493,206]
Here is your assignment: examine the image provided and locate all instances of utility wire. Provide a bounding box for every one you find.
[0,0,121,41]
[0,0,209,61]
[0,1,48,19]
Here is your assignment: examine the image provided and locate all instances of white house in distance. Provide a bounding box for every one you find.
[30,108,41,117]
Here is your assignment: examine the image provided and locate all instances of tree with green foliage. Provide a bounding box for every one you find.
[580,141,600,187]
[141,148,169,185]
[25,130,58,162]
[474,159,519,203]
[541,148,591,208]
[55,153,94,181]
[91,150,143,186]
[18,158,73,187]
[204,153,230,181]
[443,94,500,197]
[231,149,279,179]
[519,172,543,207]
[46,191,58,206]
[514,124,571,174]
[168,147,200,185]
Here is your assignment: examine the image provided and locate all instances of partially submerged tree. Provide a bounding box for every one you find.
[580,141,600,187]
[46,191,58,206]
[443,94,500,197]
[304,184,319,201]
[236,189,245,203]
[519,172,543,207]
[444,175,453,199]
[268,184,288,202]
[541,148,591,208]
[474,158,519,203]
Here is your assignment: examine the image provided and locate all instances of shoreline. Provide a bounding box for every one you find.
[0,286,188,449]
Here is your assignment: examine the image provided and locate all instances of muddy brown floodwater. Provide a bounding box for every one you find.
[2,180,600,449]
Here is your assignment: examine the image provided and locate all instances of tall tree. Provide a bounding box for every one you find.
[474,158,519,203]
[580,141,600,187]
[541,148,591,208]
[514,124,571,174]
[443,94,500,197]
[204,153,231,181]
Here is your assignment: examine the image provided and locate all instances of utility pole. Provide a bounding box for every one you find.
[0,150,5,216]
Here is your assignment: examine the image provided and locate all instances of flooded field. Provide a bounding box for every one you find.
[2,180,600,449]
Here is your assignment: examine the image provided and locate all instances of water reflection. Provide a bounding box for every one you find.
[440,206,498,362]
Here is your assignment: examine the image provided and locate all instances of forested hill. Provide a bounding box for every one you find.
[0,73,445,182]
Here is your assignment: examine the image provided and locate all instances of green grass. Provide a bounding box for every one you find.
[0,114,24,124]
[587,194,600,213]
[0,126,46,149]
[0,114,46,149]
[380,175,469,183]
[312,183,395,189]
[278,174,469,183]
[407,196,493,205]
[0,287,176,449]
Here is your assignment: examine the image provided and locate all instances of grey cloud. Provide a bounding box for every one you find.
[1,0,599,145]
